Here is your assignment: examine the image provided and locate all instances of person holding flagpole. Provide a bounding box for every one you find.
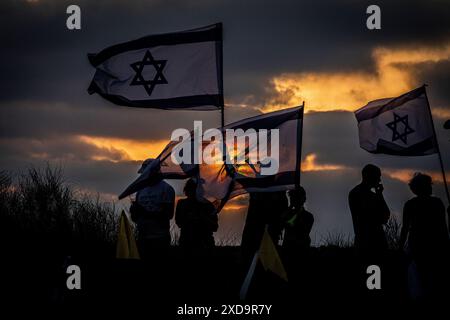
[130,159,175,260]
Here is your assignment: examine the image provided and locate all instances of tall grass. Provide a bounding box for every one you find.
[384,215,402,250]
[0,166,118,260]
[320,231,354,248]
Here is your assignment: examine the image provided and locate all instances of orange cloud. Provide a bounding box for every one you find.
[384,169,444,184]
[78,135,169,162]
[432,107,450,120]
[262,44,450,113]
[301,153,346,172]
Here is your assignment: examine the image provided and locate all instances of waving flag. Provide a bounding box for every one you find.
[197,106,304,209]
[355,86,438,156]
[119,106,304,210]
[240,227,288,300]
[88,23,223,110]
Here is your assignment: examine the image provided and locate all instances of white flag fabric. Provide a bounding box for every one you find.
[119,106,304,210]
[355,86,437,156]
[88,24,223,110]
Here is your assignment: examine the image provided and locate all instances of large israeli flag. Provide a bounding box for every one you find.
[119,106,304,212]
[355,86,438,156]
[88,24,223,110]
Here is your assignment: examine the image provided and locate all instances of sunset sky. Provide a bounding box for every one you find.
[1,0,450,244]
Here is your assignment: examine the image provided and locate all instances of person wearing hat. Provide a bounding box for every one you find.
[130,158,175,259]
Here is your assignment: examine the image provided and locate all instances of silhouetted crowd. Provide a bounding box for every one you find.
[130,159,450,301]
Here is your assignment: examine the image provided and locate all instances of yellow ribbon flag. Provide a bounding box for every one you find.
[259,228,288,281]
[116,210,140,259]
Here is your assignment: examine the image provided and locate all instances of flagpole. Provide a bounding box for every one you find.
[217,22,225,128]
[295,102,305,190]
[423,85,450,206]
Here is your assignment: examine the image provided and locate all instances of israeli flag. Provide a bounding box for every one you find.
[355,86,438,156]
[88,24,223,110]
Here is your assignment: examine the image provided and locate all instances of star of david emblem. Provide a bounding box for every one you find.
[129,50,167,96]
[386,112,415,144]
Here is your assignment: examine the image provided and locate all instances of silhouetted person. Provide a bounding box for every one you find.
[282,187,314,250]
[241,191,288,265]
[399,173,450,299]
[175,178,218,249]
[130,159,175,259]
[349,164,390,252]
[280,187,314,291]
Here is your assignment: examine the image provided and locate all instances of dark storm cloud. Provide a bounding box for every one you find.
[0,149,139,197]
[1,0,449,104]
[409,60,450,107]
[0,135,129,162]
[0,101,259,140]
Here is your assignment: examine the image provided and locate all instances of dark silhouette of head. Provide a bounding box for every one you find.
[409,173,432,197]
[184,178,197,199]
[444,119,450,130]
[361,164,381,188]
[288,187,306,207]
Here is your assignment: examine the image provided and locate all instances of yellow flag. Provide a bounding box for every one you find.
[258,228,287,281]
[116,210,140,259]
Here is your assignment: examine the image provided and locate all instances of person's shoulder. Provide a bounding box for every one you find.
[349,184,362,197]
[405,196,423,207]
[304,209,314,221]
[202,200,216,212]
[160,180,175,193]
[407,196,443,205]
[137,185,152,195]
[159,179,172,188]
[429,196,445,207]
